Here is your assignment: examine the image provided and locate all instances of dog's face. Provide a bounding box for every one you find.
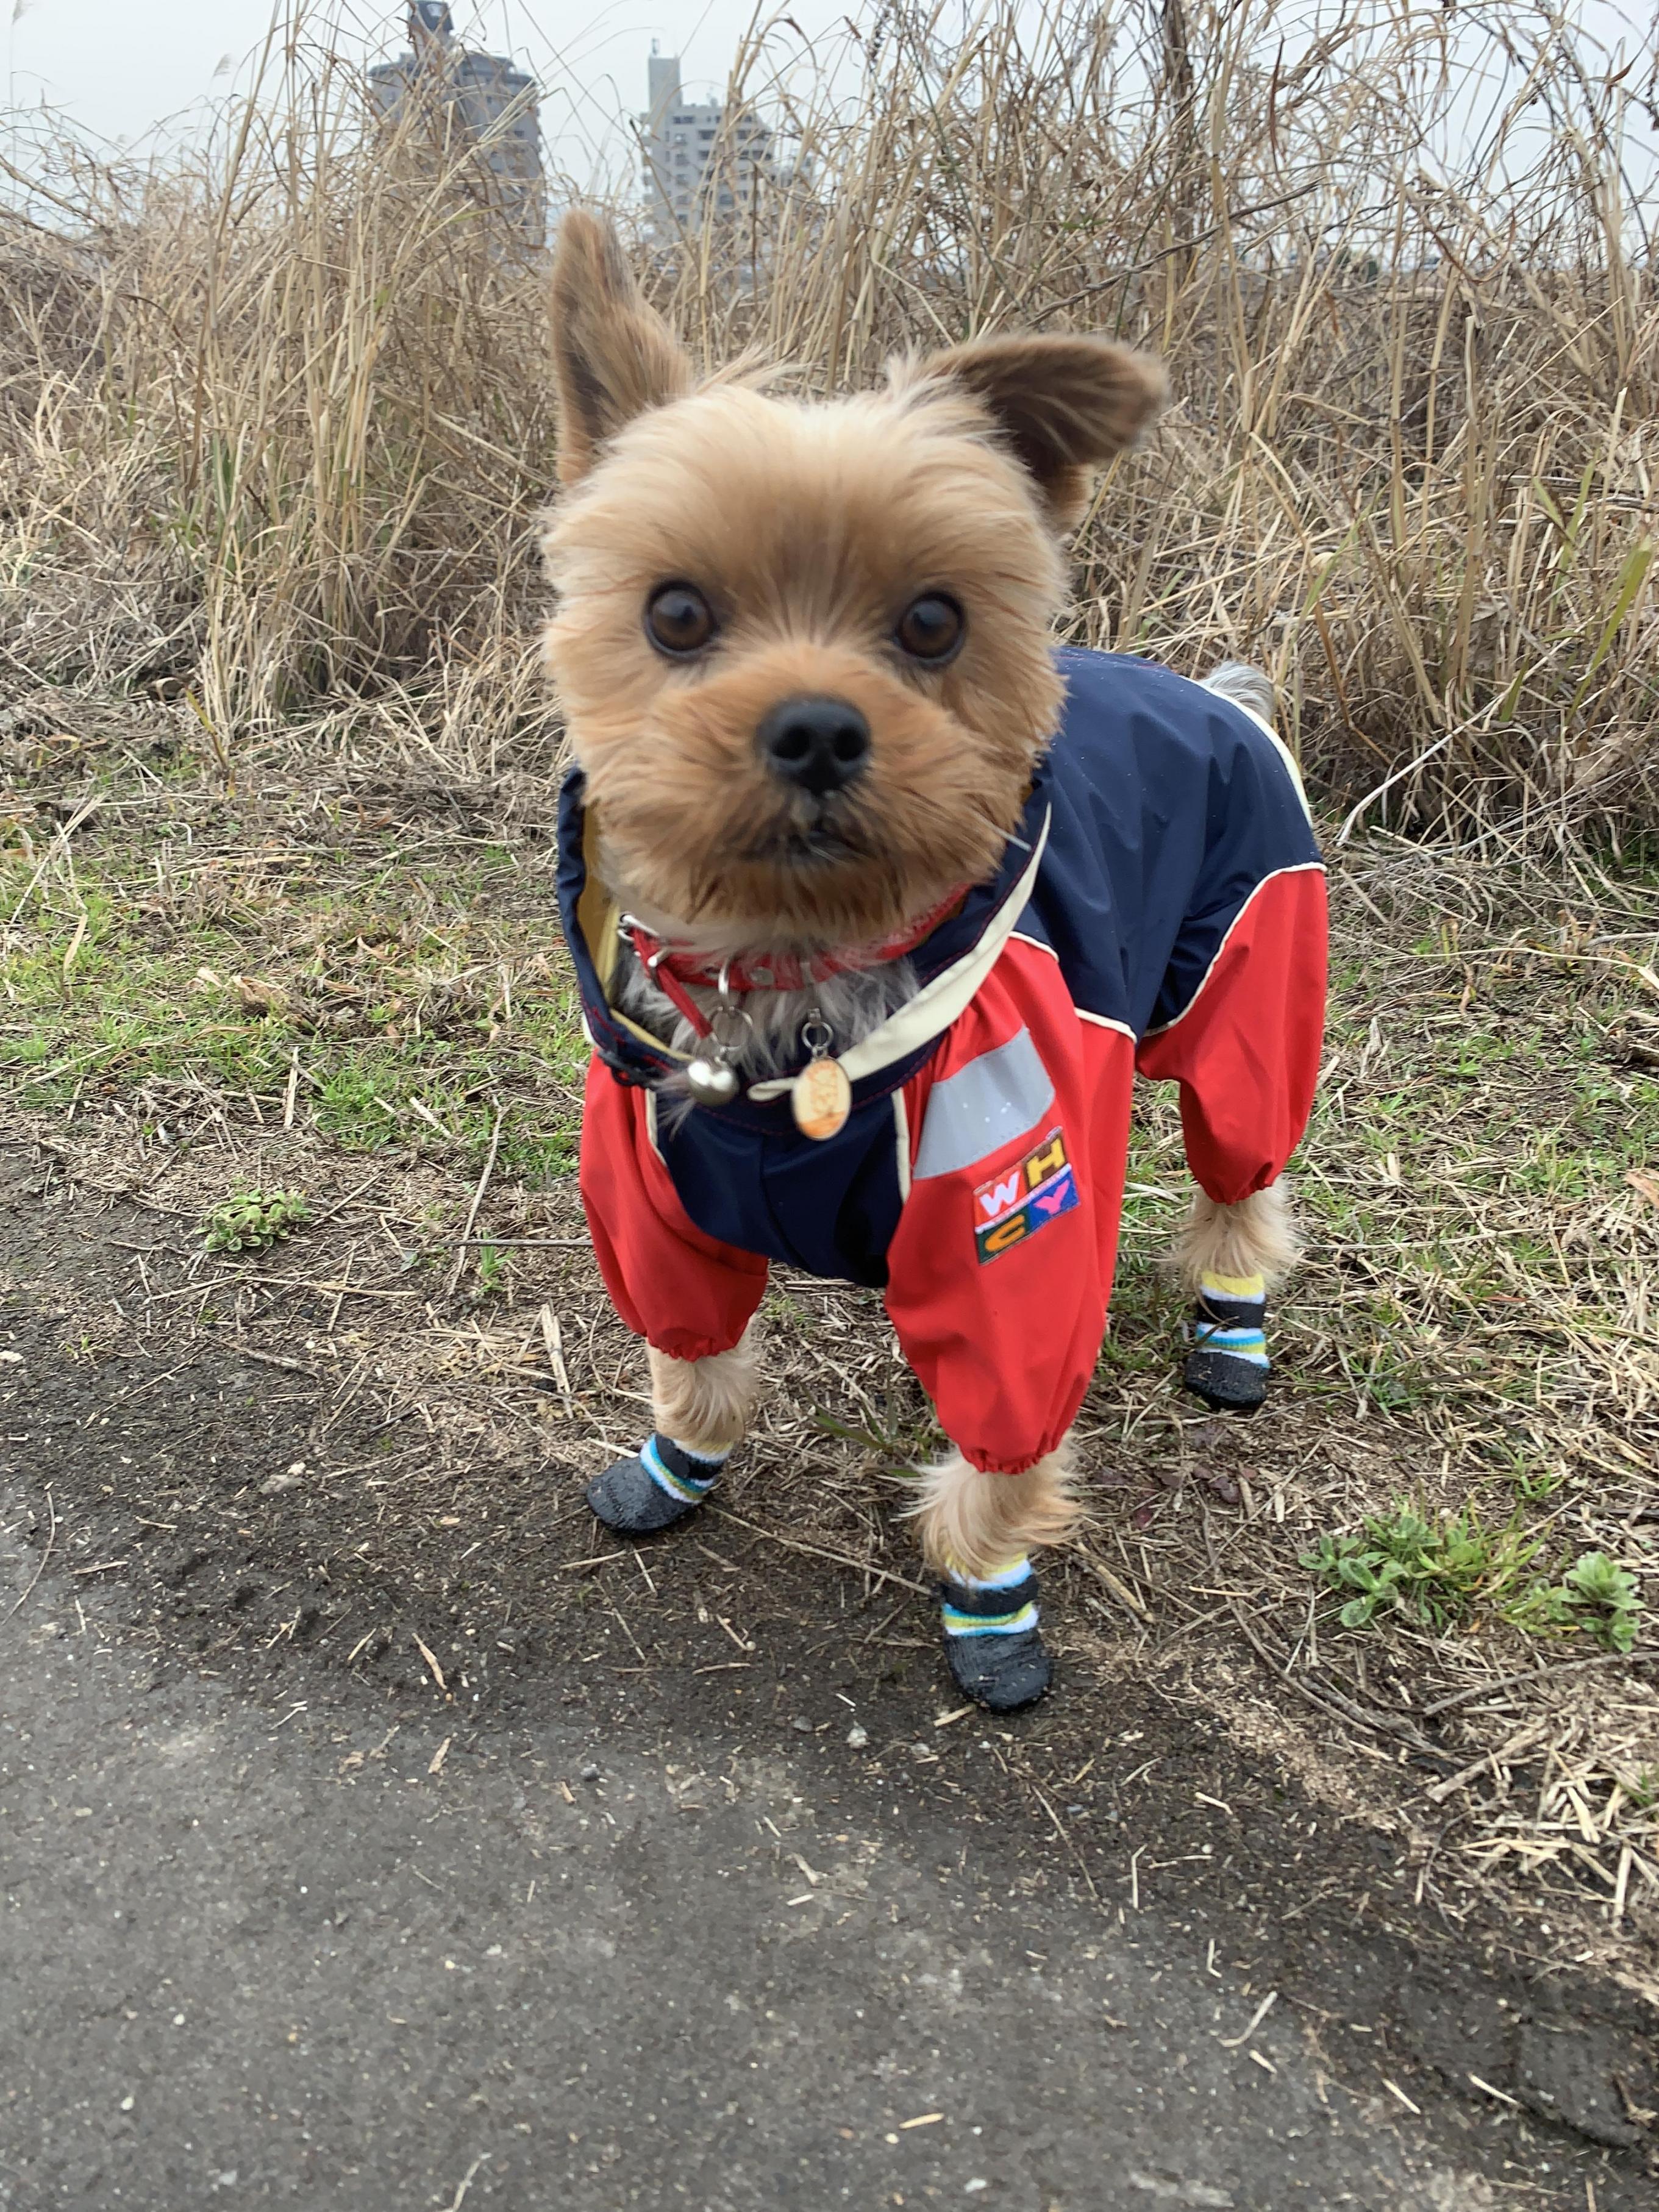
[542,213,1166,948]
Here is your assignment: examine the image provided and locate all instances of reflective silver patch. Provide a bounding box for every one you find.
[913,1027,1055,1180]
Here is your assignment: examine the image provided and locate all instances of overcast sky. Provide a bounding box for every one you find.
[4,1,1655,192]
[1,1,854,186]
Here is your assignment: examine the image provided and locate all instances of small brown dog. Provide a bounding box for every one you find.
[543,210,1325,1710]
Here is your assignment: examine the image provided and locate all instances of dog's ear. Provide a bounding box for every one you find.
[549,210,692,484]
[903,334,1168,529]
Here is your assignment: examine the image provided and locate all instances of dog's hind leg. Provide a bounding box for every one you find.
[1174,1183,1299,1413]
[585,1330,762,1536]
[908,1441,1081,1712]
[1141,669,1322,1413]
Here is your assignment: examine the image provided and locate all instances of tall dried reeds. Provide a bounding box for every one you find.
[1,1,1654,835]
[0,14,558,756]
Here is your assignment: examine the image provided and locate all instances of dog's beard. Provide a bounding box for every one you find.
[730,779,1014,885]
[602,767,1026,952]
[739,801,873,870]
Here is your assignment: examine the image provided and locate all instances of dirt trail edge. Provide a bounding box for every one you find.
[0,1152,1654,2209]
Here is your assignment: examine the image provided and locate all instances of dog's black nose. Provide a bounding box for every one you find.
[757,696,871,797]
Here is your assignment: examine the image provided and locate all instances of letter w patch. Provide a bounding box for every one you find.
[976,1171,1023,1224]
[972,1127,1079,1263]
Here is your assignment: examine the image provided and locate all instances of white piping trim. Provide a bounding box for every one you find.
[893,1090,912,1202]
[1246,708,1312,818]
[745,808,1053,1101]
[1140,860,1325,1041]
[644,1086,667,1163]
[1012,928,1135,1040]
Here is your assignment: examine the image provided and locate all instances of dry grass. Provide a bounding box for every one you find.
[0,15,558,751]
[0,1,1655,835]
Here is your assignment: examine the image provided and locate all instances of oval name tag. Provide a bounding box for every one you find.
[792,1054,851,1141]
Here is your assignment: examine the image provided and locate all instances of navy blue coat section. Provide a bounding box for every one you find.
[1016,650,1319,1034]
[653,1093,902,1290]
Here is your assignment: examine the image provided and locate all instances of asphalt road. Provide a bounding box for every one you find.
[0,1494,1539,2212]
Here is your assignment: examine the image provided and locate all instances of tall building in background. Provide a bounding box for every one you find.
[640,48,774,234]
[369,4,544,249]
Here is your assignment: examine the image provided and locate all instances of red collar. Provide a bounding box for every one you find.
[623,885,967,1040]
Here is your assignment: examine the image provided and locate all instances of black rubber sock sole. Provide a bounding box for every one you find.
[1183,1346,1268,1413]
[585,1453,709,1535]
[944,1627,1052,1712]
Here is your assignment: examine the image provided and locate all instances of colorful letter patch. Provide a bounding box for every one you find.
[972,1127,1079,1263]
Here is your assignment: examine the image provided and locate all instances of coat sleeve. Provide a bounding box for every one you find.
[579,1057,769,1364]
[1134,863,1327,1204]
[882,942,1132,1475]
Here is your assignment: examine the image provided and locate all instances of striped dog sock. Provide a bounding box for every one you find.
[585,1432,727,1535]
[938,1554,1052,1712]
[1183,1269,1270,1412]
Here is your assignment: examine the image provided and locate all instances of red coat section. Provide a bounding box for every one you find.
[580,1056,769,1366]
[1135,866,1329,1205]
[885,939,1133,1473]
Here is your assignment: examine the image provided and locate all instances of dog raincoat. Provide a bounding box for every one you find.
[557,649,1327,1474]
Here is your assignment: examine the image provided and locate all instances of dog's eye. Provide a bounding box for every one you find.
[644,583,716,657]
[894,594,965,665]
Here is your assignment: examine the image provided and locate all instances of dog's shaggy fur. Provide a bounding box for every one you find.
[542,209,1294,1586]
[906,1446,1083,1582]
[1174,1183,1301,1296]
[648,1335,761,1458]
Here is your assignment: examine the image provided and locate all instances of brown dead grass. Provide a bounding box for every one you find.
[0,1,1655,835]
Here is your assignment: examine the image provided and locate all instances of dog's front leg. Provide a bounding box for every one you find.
[648,1336,761,1456]
[1175,1183,1299,1411]
[585,1330,762,1535]
[910,1441,1081,1712]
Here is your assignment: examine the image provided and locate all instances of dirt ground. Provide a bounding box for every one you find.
[2,700,1658,2201]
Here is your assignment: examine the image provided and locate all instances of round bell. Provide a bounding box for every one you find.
[685,1052,740,1107]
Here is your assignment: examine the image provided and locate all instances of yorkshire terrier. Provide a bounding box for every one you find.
[543,210,1327,1712]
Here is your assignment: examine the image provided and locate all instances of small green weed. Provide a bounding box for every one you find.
[1558,1552,1644,1653]
[204,1188,312,1254]
[474,1242,507,1296]
[1513,1464,1568,1504]
[1305,1506,1644,1651]
[1300,1501,1539,1630]
[808,1404,938,1477]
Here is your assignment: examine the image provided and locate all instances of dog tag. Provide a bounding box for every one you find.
[684,1001,751,1110]
[793,1052,851,1141]
[793,1015,850,1141]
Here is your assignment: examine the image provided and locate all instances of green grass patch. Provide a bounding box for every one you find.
[1302,1502,1644,1650]
[0,835,587,1186]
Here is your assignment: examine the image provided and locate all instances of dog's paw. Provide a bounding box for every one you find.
[943,1625,1052,1712]
[1183,1277,1271,1413]
[585,1436,719,1534]
[1182,1345,1269,1413]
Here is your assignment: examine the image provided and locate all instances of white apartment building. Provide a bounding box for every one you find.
[369,2,544,248]
[640,49,774,232]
